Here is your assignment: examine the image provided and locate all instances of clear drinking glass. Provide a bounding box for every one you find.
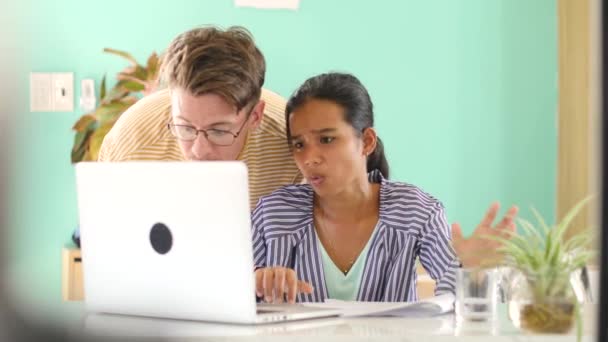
[455,268,499,324]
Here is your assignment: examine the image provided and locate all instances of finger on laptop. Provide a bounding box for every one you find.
[297,280,313,294]
[263,268,275,303]
[284,276,313,303]
[285,270,298,304]
[274,268,286,304]
[255,269,264,298]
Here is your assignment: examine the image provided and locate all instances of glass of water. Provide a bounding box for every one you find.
[455,268,499,324]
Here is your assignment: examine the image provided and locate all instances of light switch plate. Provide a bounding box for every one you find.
[29,72,74,112]
[52,73,74,112]
[30,73,52,112]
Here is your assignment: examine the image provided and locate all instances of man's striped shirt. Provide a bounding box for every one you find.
[251,170,459,302]
[98,88,302,208]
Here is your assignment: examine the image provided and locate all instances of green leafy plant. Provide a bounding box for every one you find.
[71,48,161,162]
[487,197,595,341]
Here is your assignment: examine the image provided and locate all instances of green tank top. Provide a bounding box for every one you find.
[317,225,378,301]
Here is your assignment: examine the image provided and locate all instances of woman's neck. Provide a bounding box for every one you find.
[315,177,378,221]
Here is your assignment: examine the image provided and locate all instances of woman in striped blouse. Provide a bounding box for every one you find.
[252,72,460,304]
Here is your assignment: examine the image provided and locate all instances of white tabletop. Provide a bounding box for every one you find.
[74,304,597,341]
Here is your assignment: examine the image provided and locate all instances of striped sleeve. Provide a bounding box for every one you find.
[419,202,458,295]
[251,199,267,269]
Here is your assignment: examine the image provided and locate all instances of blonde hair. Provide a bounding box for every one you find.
[161,26,266,110]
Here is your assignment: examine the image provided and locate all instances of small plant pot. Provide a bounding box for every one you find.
[506,270,577,334]
[508,299,575,334]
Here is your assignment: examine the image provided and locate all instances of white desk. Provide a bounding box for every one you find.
[77,304,596,341]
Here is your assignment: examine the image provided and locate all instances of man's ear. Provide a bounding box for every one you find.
[362,127,378,156]
[249,100,265,129]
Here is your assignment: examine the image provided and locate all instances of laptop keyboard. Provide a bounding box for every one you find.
[257,303,302,314]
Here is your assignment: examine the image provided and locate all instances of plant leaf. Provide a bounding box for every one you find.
[563,233,592,254]
[133,65,148,81]
[71,130,90,163]
[82,148,93,162]
[517,217,545,249]
[546,196,593,268]
[104,48,138,67]
[119,96,139,106]
[72,114,96,131]
[531,206,551,236]
[555,196,593,242]
[117,72,145,83]
[146,52,160,81]
[569,252,596,268]
[101,84,130,104]
[71,145,86,163]
[484,234,536,265]
[120,80,145,92]
[71,116,98,163]
[88,120,117,161]
[100,75,107,101]
[94,101,132,123]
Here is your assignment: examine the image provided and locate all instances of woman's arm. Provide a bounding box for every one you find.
[418,203,459,296]
[250,198,313,303]
[251,200,267,269]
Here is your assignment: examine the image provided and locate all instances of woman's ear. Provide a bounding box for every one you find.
[248,100,265,129]
[362,127,378,156]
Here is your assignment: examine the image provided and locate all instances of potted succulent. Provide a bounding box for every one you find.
[71,48,161,163]
[489,198,594,341]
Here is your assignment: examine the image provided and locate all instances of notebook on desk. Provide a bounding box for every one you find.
[75,161,341,324]
[302,293,455,318]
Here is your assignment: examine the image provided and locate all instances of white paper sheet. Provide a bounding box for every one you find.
[302,293,455,318]
[234,0,300,10]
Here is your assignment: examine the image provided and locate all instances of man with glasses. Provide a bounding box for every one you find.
[167,108,251,148]
[99,26,301,209]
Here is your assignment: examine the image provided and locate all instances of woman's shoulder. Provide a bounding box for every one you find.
[258,184,313,206]
[378,179,447,236]
[380,179,444,213]
[252,184,314,226]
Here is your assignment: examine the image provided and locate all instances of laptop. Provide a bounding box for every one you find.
[75,161,341,324]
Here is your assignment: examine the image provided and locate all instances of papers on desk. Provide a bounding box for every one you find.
[302,293,455,318]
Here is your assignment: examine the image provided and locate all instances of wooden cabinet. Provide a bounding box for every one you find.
[61,246,84,301]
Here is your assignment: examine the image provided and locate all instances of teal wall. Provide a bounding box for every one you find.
[12,0,556,316]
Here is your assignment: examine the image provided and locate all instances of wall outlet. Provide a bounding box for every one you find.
[79,78,96,112]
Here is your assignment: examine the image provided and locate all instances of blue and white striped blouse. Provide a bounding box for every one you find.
[251,170,459,302]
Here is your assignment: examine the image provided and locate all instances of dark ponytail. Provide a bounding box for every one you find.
[286,72,390,179]
[367,137,389,179]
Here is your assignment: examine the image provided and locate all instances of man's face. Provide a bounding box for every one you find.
[170,88,263,161]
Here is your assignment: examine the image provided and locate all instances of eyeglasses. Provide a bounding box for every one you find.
[167,111,251,146]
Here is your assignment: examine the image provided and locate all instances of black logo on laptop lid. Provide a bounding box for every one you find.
[150,223,173,254]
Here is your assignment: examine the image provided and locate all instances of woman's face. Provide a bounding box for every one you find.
[288,99,374,197]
